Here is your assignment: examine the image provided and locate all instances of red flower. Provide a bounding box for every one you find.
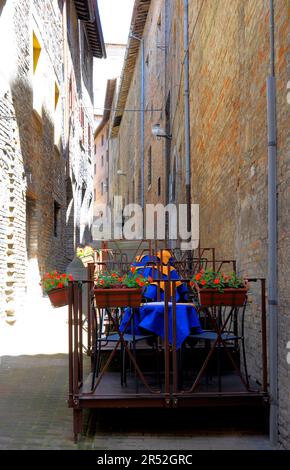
[62,273,67,278]
[195,273,202,281]
[201,280,206,286]
[214,279,220,285]
[131,267,136,273]
[100,279,104,285]
[118,277,123,282]
[57,283,64,288]
[139,282,145,287]
[68,274,73,281]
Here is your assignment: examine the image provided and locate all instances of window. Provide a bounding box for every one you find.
[101,135,104,146]
[54,82,59,110]
[69,78,73,110]
[101,155,104,167]
[94,163,96,175]
[106,127,109,139]
[94,189,96,201]
[148,146,152,188]
[145,54,149,67]
[81,183,86,204]
[157,177,161,197]
[157,13,162,29]
[33,33,41,74]
[106,178,108,192]
[32,32,42,115]
[80,108,85,145]
[88,123,91,154]
[132,179,135,201]
[101,182,104,196]
[94,144,97,155]
[106,150,109,162]
[53,201,61,237]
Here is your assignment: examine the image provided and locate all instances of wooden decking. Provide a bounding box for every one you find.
[77,370,268,409]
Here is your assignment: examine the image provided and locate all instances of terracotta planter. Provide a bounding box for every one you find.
[47,287,69,308]
[195,284,248,307]
[94,288,142,308]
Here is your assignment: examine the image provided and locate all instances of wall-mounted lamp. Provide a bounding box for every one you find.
[23,166,32,184]
[152,123,172,140]
[117,170,127,176]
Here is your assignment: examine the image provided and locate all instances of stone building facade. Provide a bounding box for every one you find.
[93,79,116,214]
[0,0,105,319]
[108,0,290,448]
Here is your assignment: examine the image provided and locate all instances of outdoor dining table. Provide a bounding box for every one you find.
[120,302,202,350]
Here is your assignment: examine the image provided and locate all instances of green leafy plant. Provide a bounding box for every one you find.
[77,246,95,258]
[190,269,246,293]
[40,271,74,293]
[95,269,148,289]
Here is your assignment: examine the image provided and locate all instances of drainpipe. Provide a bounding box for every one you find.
[184,0,191,237]
[140,38,145,218]
[129,33,145,232]
[267,0,278,447]
[183,0,192,257]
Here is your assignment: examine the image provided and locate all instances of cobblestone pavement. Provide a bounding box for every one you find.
[0,302,275,450]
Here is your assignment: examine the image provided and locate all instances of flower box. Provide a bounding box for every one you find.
[195,284,248,307]
[94,287,142,308]
[47,287,69,308]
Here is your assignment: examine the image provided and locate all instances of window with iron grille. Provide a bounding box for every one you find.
[53,200,61,238]
[158,177,161,197]
[148,146,152,188]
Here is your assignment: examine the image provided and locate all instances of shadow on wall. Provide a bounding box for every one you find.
[10,76,76,283]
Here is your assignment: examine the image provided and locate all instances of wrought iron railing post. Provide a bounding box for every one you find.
[164,278,170,401]
[68,281,73,406]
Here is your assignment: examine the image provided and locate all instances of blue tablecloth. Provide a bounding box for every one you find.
[120,302,202,349]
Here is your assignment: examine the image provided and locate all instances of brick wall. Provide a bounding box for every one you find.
[109,0,290,448]
[0,0,96,318]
